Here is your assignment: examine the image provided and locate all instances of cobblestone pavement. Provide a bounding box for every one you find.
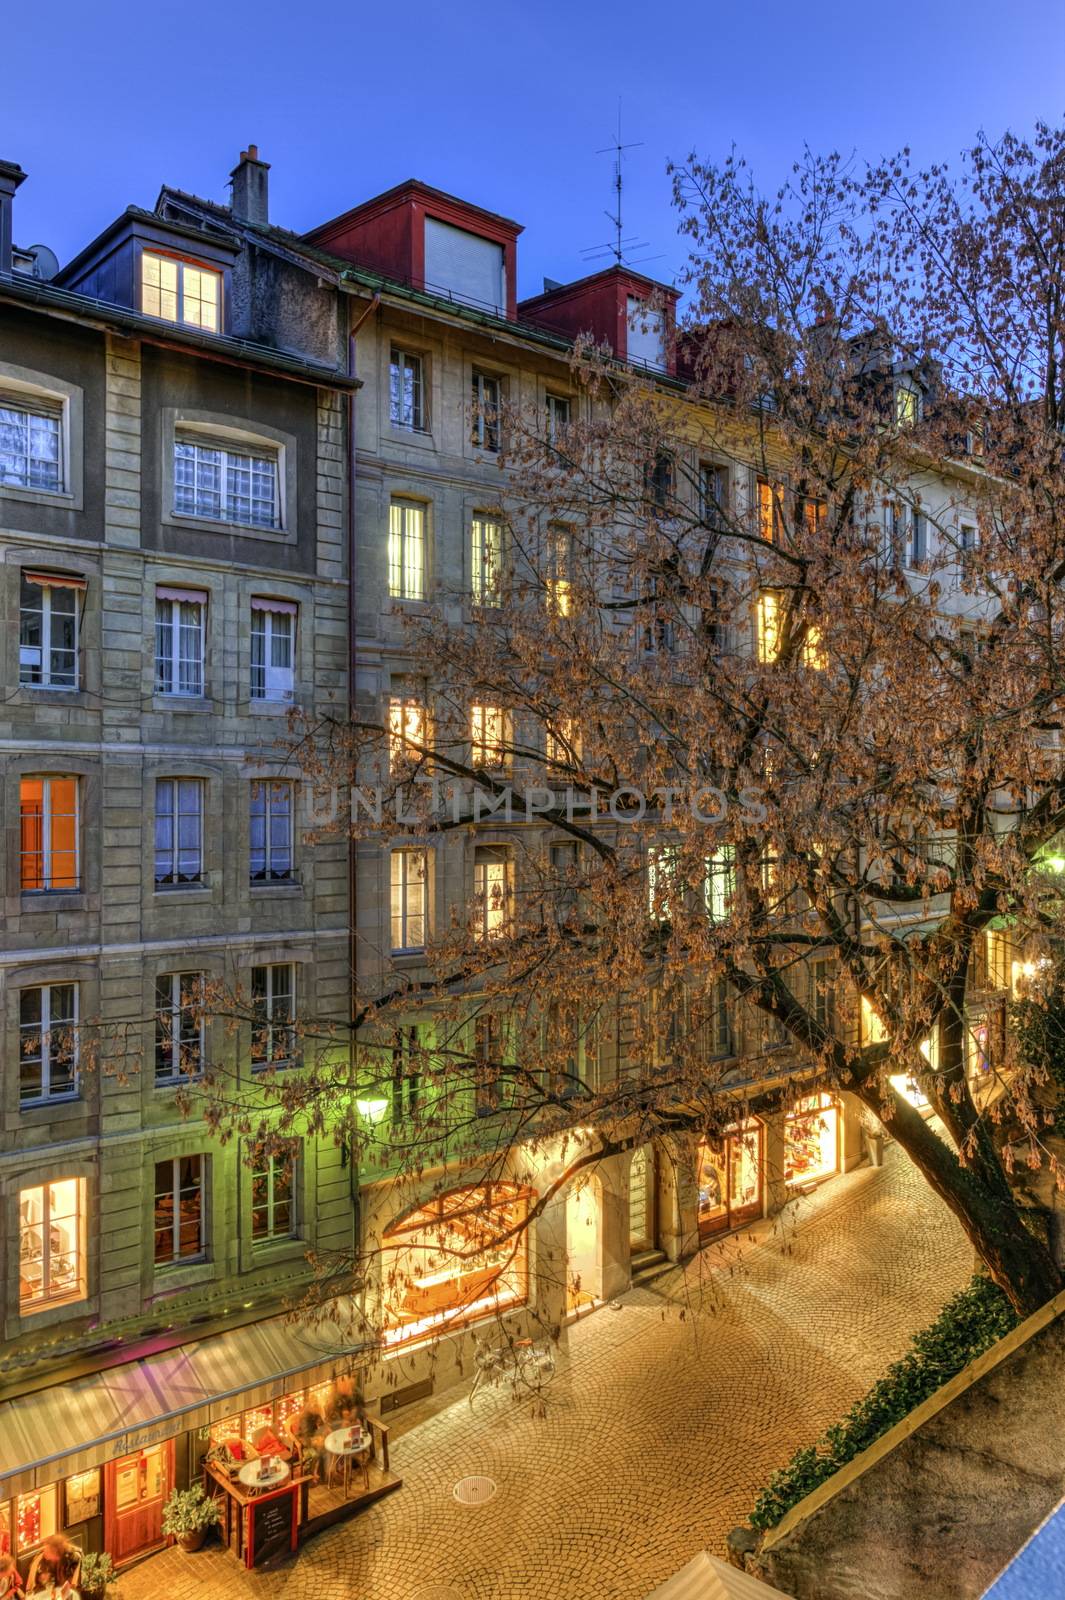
[118,1150,973,1600]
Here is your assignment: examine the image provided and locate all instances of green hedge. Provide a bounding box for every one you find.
[749,1275,1018,1530]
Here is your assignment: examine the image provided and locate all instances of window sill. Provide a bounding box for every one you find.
[153,883,211,900]
[0,484,78,511]
[150,1258,214,1298]
[20,890,85,911]
[152,694,212,714]
[164,512,291,542]
[250,1235,304,1258]
[154,1074,204,1091]
[19,1092,81,1110]
[250,879,303,895]
[251,1059,299,1074]
[18,1290,88,1319]
[386,423,435,448]
[16,682,83,701]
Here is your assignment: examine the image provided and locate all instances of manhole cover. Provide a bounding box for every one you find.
[412,1589,465,1600]
[452,1474,498,1506]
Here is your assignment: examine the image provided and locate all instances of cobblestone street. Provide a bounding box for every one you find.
[119,1150,972,1600]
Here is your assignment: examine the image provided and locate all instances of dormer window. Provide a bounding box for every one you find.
[627,296,666,372]
[894,384,920,427]
[141,251,221,333]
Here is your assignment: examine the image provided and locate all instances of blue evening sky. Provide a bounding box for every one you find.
[6,0,1065,300]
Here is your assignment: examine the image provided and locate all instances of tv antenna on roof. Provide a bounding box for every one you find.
[580,102,662,271]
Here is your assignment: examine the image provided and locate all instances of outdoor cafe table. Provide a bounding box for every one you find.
[237,1457,291,1492]
[324,1427,372,1496]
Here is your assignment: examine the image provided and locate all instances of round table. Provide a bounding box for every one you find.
[237,1456,291,1492]
[324,1427,372,1496]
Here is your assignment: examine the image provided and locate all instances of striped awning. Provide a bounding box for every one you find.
[0,1307,365,1497]
[644,1553,792,1600]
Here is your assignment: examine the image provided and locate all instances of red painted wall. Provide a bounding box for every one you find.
[520,266,679,373]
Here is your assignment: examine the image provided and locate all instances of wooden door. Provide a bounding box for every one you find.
[104,1441,172,1566]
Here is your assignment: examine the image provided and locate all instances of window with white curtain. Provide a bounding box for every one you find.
[0,393,62,491]
[249,780,294,882]
[174,435,279,528]
[388,499,427,600]
[155,588,205,697]
[155,779,204,886]
[250,599,296,701]
[390,849,428,953]
[19,984,78,1103]
[19,572,82,687]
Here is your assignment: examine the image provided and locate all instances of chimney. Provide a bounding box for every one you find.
[229,145,270,226]
[0,159,27,275]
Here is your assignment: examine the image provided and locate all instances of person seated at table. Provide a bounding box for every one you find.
[290,1405,325,1480]
[0,1553,26,1598]
[27,1536,79,1593]
[323,1377,357,1425]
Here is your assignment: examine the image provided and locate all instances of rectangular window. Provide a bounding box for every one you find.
[20,776,78,892]
[16,1485,58,1551]
[473,1014,507,1115]
[700,463,727,529]
[546,393,571,445]
[550,840,579,915]
[19,984,78,1104]
[153,1155,204,1265]
[390,1026,422,1123]
[250,599,296,701]
[471,370,501,450]
[154,778,204,886]
[471,514,504,604]
[251,965,296,1067]
[473,846,511,941]
[648,845,678,921]
[907,513,927,568]
[546,525,574,616]
[250,1141,298,1243]
[758,478,784,544]
[756,592,781,663]
[142,252,220,332]
[647,451,674,510]
[154,973,205,1083]
[174,436,279,529]
[546,715,580,769]
[799,497,826,537]
[0,393,62,492]
[250,780,294,883]
[388,498,427,600]
[389,347,426,431]
[154,588,205,697]
[470,703,509,768]
[19,573,81,688]
[895,385,919,427]
[959,522,978,553]
[19,1179,86,1310]
[388,696,428,773]
[704,846,735,923]
[811,958,838,1034]
[390,849,428,953]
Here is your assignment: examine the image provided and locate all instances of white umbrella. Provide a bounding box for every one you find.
[644,1551,793,1600]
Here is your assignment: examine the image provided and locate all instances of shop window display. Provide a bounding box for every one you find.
[16,1488,56,1553]
[64,1470,100,1524]
[697,1121,764,1237]
[0,1504,10,1556]
[382,1183,531,1347]
[785,1093,840,1186]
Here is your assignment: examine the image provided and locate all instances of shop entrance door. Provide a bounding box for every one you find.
[104,1441,172,1566]
[565,1175,602,1312]
[628,1144,656,1251]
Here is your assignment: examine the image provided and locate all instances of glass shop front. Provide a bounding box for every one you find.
[697,1120,765,1238]
[784,1093,841,1188]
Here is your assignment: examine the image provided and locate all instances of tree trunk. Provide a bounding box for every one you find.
[856,1082,1063,1319]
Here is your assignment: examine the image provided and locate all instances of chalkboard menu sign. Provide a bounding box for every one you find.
[247,1485,296,1569]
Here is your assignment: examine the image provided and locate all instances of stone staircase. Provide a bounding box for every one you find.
[630,1247,674,1287]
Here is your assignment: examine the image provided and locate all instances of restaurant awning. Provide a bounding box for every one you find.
[0,1306,366,1498]
[644,1553,793,1600]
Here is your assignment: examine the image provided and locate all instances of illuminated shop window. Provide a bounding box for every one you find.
[382,1183,531,1347]
[697,1120,764,1237]
[16,1487,56,1552]
[784,1093,840,1186]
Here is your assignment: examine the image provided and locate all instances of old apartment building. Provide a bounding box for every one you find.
[0,152,358,1565]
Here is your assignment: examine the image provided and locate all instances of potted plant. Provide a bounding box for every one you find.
[161,1484,222,1552]
[79,1552,116,1600]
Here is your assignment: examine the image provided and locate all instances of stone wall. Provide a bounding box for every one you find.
[752,1285,1065,1600]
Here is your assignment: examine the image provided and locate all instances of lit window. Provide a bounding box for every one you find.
[251,964,296,1067]
[153,1155,205,1264]
[388,696,428,773]
[986,929,1012,990]
[799,497,826,537]
[250,600,295,700]
[704,846,735,923]
[802,621,827,670]
[647,845,678,920]
[249,780,294,883]
[16,1485,58,1551]
[546,525,573,616]
[141,252,220,332]
[20,776,78,892]
[756,592,781,663]
[18,1178,86,1310]
[389,347,426,431]
[471,514,504,603]
[390,849,427,953]
[470,703,509,768]
[388,498,426,600]
[0,393,61,492]
[154,779,204,886]
[19,984,78,1103]
[471,370,501,450]
[174,436,279,529]
[546,716,580,768]
[250,1140,298,1243]
[154,588,205,697]
[155,973,205,1083]
[382,1182,530,1347]
[473,846,510,940]
[861,995,888,1045]
[894,385,919,427]
[758,478,784,543]
[546,392,571,446]
[19,572,81,687]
